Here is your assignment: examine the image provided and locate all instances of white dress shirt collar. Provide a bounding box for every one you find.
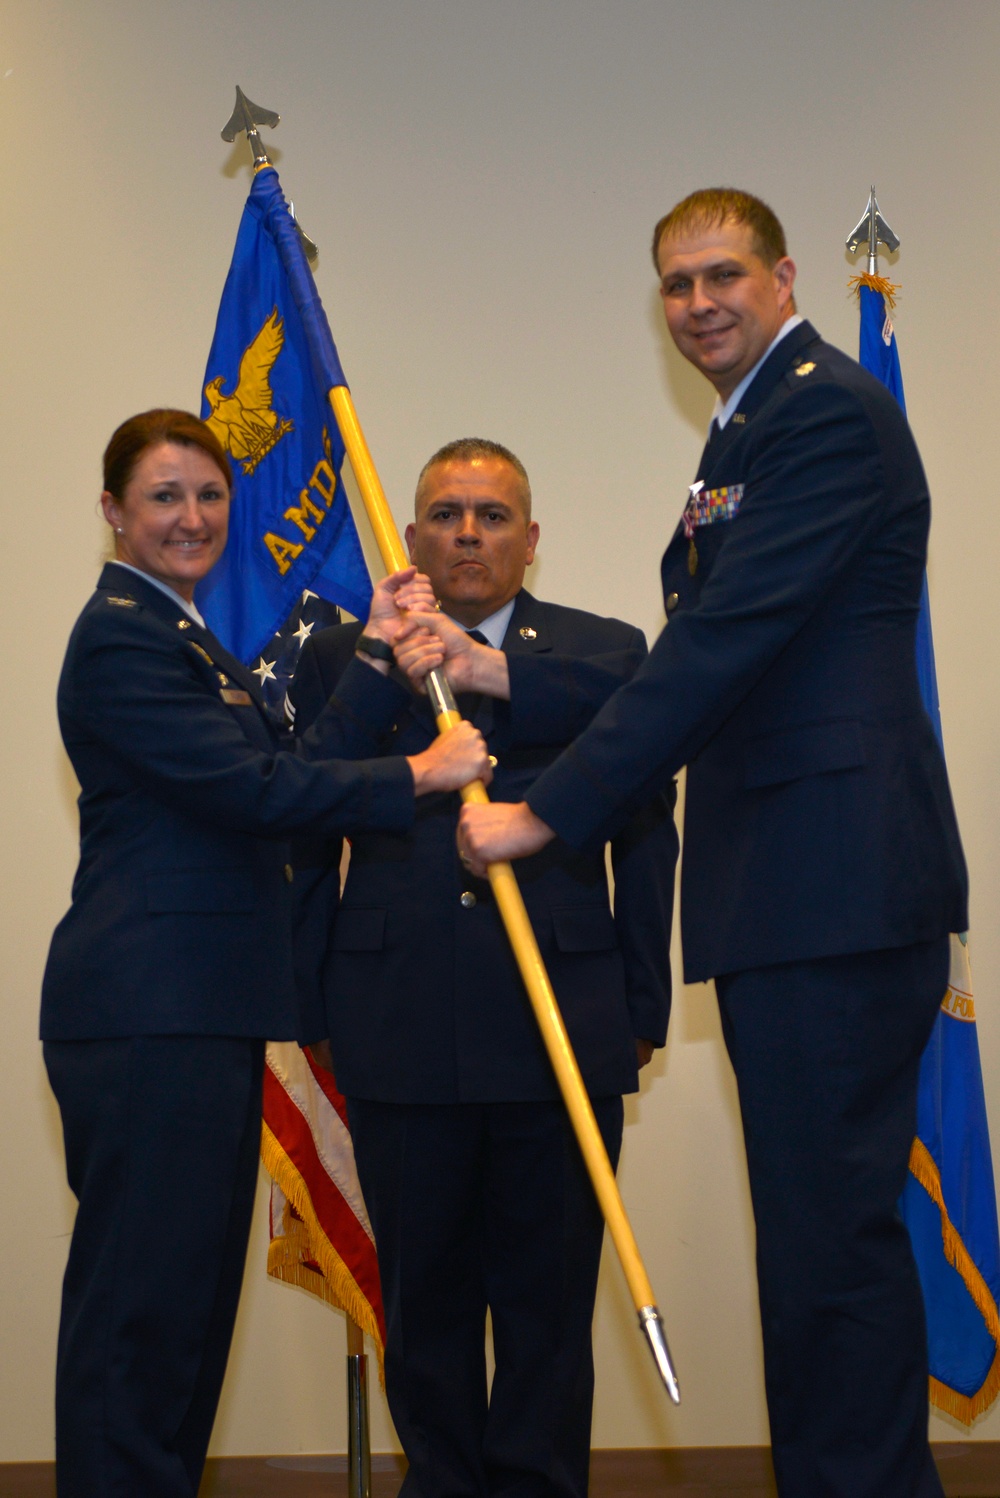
[449,597,517,649]
[108,559,207,628]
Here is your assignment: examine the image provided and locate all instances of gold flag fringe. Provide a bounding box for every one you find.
[847,271,901,309]
[260,1120,386,1386]
[908,1136,1000,1423]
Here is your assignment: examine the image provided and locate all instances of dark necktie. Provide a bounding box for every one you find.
[457,629,489,718]
[696,418,724,481]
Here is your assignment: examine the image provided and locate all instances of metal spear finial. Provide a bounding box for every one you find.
[221,85,280,169]
[220,87,318,260]
[846,185,899,275]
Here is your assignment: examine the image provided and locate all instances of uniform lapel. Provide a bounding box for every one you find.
[729,320,821,427]
[697,321,822,486]
[97,564,270,715]
[501,591,551,657]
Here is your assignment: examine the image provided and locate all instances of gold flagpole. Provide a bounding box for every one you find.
[329,387,680,1404]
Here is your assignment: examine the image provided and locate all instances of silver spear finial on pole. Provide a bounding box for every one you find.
[846,185,899,275]
[220,87,318,261]
[221,85,280,169]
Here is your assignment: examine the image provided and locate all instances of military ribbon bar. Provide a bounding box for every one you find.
[682,482,745,539]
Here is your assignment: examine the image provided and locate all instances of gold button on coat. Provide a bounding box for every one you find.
[284,864,294,883]
[666,592,679,612]
[460,891,477,909]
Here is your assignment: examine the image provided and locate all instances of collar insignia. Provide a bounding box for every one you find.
[731,412,746,424]
[177,619,191,629]
[519,626,537,640]
[795,361,816,377]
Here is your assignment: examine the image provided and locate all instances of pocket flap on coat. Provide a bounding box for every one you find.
[744,720,865,789]
[551,907,617,953]
[332,908,387,952]
[145,869,254,913]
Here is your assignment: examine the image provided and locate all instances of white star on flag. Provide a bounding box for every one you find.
[293,617,315,648]
[253,657,277,684]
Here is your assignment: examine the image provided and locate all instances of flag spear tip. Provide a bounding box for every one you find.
[846,185,899,275]
[221,85,280,169]
[638,1306,681,1404]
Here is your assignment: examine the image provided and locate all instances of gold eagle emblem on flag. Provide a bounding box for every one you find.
[204,307,294,475]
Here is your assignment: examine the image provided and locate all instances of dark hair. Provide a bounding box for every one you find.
[651,188,788,272]
[102,409,233,500]
[415,438,532,517]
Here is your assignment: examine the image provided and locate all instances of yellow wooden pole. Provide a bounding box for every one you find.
[328,383,679,1402]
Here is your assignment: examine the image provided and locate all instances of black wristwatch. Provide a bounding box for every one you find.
[356,633,395,663]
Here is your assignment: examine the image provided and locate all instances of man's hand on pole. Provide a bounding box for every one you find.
[393,610,511,700]
[457,800,555,875]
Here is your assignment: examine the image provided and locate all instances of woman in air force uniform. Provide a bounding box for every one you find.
[41,409,488,1498]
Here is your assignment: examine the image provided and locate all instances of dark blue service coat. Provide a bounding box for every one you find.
[528,321,967,972]
[290,588,678,1103]
[523,317,968,1498]
[41,563,415,1042]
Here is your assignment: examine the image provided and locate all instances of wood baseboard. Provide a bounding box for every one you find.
[2,1443,997,1495]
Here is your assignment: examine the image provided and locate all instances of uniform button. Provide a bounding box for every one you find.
[284,864,294,883]
[460,891,477,909]
[665,592,679,612]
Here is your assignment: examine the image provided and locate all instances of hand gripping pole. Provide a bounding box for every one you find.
[329,384,680,1402]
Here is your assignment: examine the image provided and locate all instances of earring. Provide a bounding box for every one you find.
[116,527,124,534]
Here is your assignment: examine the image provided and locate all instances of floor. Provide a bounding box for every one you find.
[2,1444,997,1495]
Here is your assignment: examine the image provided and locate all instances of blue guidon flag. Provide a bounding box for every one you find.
[858,278,1000,1422]
[196,166,387,1364]
[195,166,372,677]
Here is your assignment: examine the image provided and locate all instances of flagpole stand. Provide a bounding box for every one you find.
[346,1317,372,1498]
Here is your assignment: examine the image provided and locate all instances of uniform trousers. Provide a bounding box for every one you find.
[44,1035,265,1498]
[715,939,949,1498]
[347,1095,624,1498]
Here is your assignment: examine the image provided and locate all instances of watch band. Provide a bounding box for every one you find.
[356,632,395,663]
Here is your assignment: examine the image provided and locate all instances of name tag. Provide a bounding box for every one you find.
[220,688,253,706]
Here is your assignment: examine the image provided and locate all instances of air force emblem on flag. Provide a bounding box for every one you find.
[195,168,373,663]
[204,307,294,475]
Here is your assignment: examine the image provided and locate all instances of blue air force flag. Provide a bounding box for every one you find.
[195,167,372,665]
[858,280,1000,1422]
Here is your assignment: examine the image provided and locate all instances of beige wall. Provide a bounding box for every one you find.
[2,0,999,1460]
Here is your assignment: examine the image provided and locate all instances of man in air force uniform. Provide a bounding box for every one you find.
[291,439,677,1498]
[457,195,968,1498]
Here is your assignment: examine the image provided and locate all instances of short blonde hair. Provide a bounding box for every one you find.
[652,188,788,272]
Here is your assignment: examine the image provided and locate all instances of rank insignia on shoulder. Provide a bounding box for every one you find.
[795,362,816,377]
[220,687,253,706]
[106,596,137,608]
[519,626,537,640]
[187,642,215,666]
[177,619,191,629]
